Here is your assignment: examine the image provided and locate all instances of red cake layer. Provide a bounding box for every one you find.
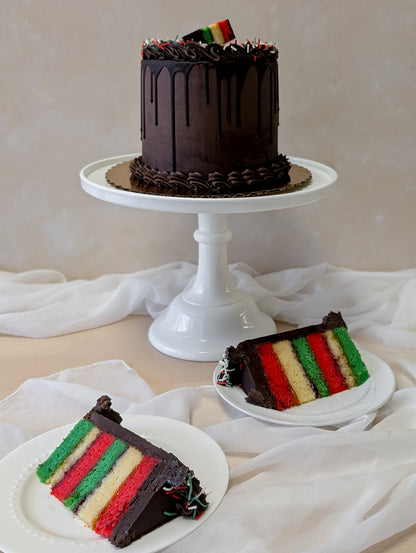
[306,334,347,394]
[217,19,234,42]
[95,455,161,538]
[52,432,115,501]
[256,342,297,410]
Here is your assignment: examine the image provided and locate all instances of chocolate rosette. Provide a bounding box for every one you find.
[128,155,294,197]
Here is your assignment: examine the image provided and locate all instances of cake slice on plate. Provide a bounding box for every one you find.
[37,396,208,548]
[217,312,370,411]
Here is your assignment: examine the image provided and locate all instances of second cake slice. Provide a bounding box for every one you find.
[217,312,370,411]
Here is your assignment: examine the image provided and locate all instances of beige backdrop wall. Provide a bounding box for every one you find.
[1,0,415,279]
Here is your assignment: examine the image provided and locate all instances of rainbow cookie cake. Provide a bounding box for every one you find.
[106,20,312,197]
[217,312,370,411]
[37,396,208,548]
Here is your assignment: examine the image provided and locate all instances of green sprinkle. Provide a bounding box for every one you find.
[187,473,194,501]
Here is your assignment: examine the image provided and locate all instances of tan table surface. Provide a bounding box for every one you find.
[1,314,415,553]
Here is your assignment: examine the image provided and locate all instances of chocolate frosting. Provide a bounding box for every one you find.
[130,154,291,196]
[235,312,347,349]
[138,37,283,183]
[117,37,309,198]
[107,159,312,198]
[142,40,278,63]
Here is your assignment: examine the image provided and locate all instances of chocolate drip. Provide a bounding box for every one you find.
[142,59,276,172]
[141,64,164,140]
[204,65,210,103]
[215,65,222,139]
[143,61,193,171]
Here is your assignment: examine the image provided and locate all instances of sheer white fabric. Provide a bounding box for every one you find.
[1,263,416,552]
[0,359,416,553]
[1,262,416,348]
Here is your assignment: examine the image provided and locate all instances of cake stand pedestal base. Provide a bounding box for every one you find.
[148,213,276,361]
[80,155,337,362]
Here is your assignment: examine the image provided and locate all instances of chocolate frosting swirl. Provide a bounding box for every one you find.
[142,40,278,63]
[129,155,291,197]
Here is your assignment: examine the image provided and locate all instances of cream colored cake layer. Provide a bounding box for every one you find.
[209,23,224,43]
[77,446,144,528]
[324,330,356,388]
[47,426,101,486]
[272,340,316,404]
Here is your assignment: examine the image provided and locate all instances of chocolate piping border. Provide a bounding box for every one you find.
[105,158,312,198]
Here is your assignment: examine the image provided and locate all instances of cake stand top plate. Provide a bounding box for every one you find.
[80,155,337,214]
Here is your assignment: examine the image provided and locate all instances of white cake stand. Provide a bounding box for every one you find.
[80,155,337,361]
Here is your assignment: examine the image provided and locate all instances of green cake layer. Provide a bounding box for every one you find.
[37,419,93,483]
[332,326,369,385]
[292,336,330,397]
[64,438,127,511]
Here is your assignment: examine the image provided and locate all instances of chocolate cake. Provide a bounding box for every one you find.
[217,312,371,411]
[106,21,311,197]
[37,396,208,548]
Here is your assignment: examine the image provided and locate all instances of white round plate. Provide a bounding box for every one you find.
[0,415,229,553]
[213,348,396,427]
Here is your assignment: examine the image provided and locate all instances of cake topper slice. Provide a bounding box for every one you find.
[182,19,235,44]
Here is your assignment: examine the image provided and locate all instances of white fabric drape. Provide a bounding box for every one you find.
[1,263,416,552]
[1,262,416,348]
[1,359,416,553]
